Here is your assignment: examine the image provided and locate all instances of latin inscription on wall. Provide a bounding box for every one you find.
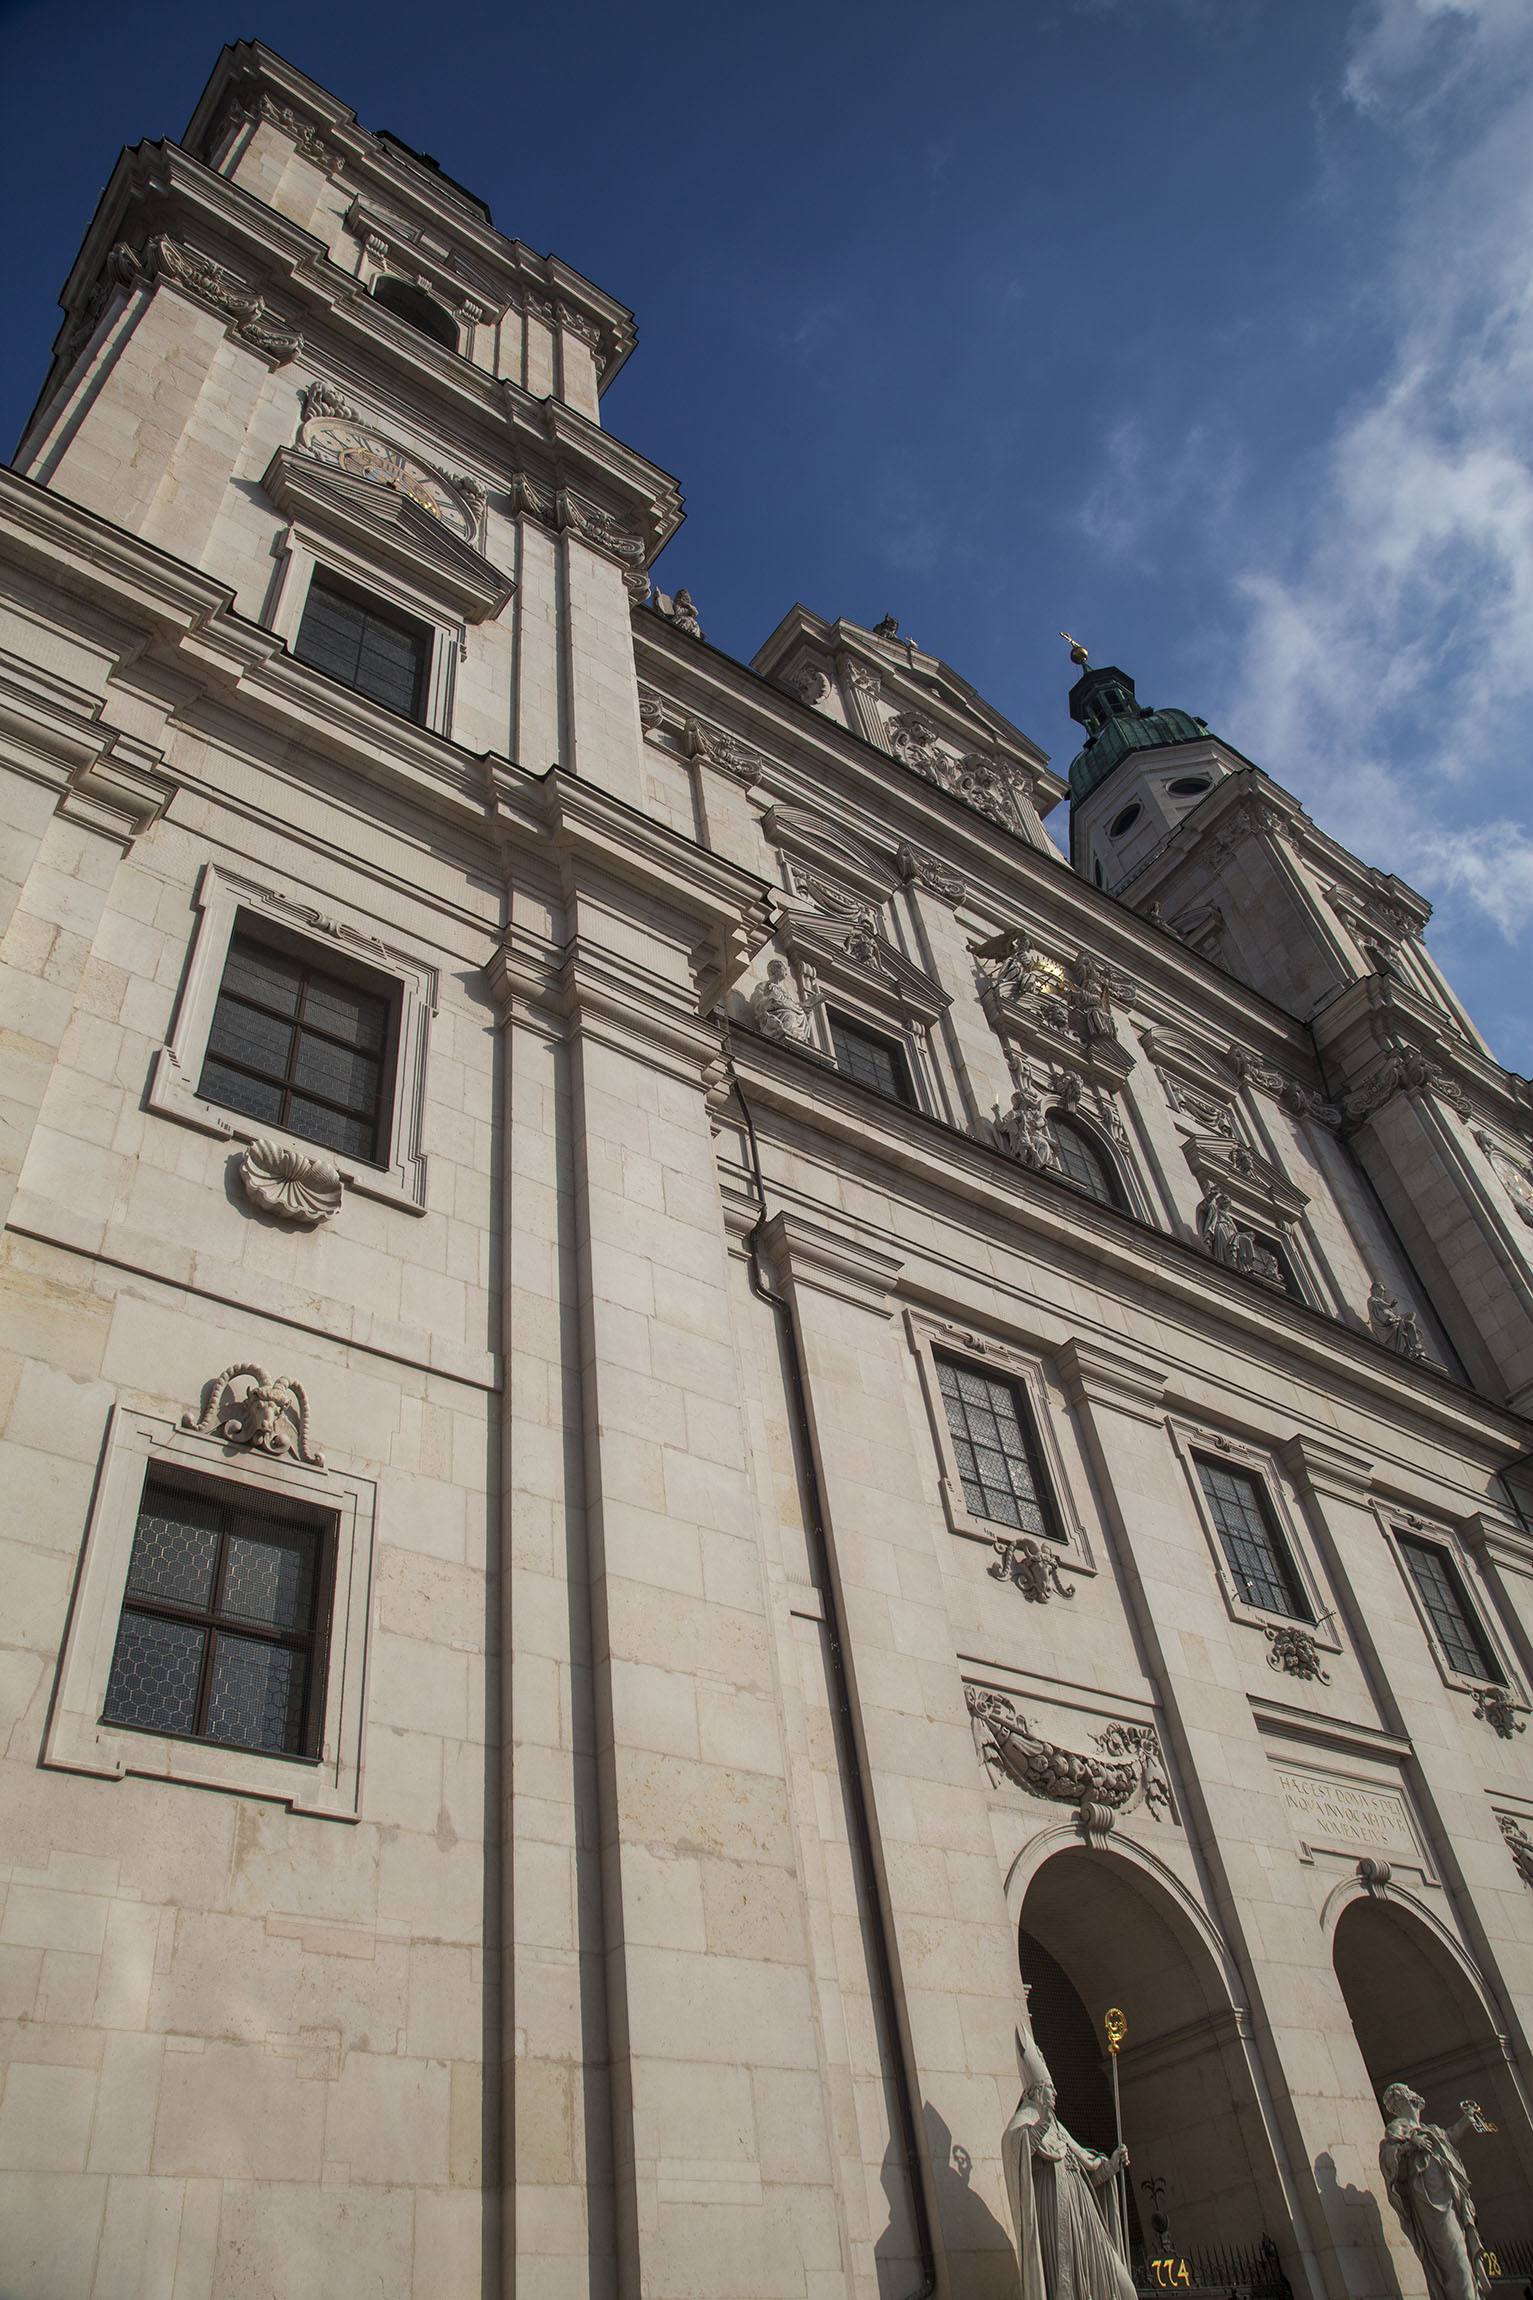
[1274,1764,1435,1880]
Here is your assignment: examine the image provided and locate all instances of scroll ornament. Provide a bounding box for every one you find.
[1497,1813,1533,1888]
[967,1686,1172,1821]
[237,1138,343,1226]
[989,1534,1076,1604]
[182,1365,325,1467]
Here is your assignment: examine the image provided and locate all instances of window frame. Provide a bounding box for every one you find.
[148,861,436,1215]
[1046,1110,1127,1212]
[266,540,459,735]
[908,1312,1097,1581]
[294,567,433,724]
[1383,1515,1521,1700]
[1170,1424,1341,1650]
[45,1404,375,1819]
[369,273,461,351]
[826,1005,919,1109]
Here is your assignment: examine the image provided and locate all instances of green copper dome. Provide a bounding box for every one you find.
[1065,663,1208,803]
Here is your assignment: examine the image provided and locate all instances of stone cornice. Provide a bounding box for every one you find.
[0,667,173,848]
[1055,1337,1169,1424]
[757,1208,905,1317]
[727,1028,1533,1462]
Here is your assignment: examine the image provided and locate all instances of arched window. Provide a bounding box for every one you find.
[370,276,458,351]
[1047,1113,1123,1209]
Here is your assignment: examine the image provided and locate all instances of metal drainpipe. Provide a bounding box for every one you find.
[728,1058,939,2300]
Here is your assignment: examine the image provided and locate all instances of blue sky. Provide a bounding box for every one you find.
[2,0,1529,1069]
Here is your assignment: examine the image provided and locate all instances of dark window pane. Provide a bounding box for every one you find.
[206,1633,306,1753]
[197,1061,285,1126]
[301,975,389,1053]
[124,1485,222,1609]
[285,1096,375,1161]
[295,576,428,722]
[1048,1117,1119,1209]
[221,937,303,1016]
[936,1354,1059,1539]
[828,1013,915,1106]
[104,1612,206,1736]
[206,1001,293,1077]
[222,1522,316,1633]
[1400,1538,1502,1682]
[292,1034,381,1114]
[1195,1459,1310,1620]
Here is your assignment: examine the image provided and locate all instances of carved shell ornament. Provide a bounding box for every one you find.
[182,1365,325,1467]
[237,1138,343,1226]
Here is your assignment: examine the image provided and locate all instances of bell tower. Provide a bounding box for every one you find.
[1064,649,1241,894]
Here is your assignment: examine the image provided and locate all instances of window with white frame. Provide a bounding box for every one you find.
[44,1403,374,1818]
[148,862,435,1215]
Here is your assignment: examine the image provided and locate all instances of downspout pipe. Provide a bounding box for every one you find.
[729,1058,939,2300]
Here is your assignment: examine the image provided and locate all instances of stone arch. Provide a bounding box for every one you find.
[1013,1838,1293,2255]
[1330,1891,1533,2245]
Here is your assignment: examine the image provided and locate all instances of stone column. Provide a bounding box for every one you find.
[763,1207,1030,2300]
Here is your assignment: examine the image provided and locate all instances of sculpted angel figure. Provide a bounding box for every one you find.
[1368,1278,1427,1361]
[750,956,820,1047]
[994,1078,1058,1173]
[1003,2036,1135,2300]
[1378,2084,1492,2300]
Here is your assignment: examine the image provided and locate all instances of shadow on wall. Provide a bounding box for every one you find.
[876,2101,1020,2300]
[1314,2151,1402,2300]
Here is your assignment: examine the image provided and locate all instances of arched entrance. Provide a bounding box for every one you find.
[1019,1845,1290,2260]
[1332,1895,1533,2253]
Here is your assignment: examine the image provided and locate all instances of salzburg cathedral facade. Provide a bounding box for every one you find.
[3,39,1533,2300]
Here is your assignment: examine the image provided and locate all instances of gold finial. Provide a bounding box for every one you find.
[1060,630,1090,669]
[1104,2007,1127,2055]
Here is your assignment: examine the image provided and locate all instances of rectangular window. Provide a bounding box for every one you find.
[199,929,393,1164]
[294,572,430,721]
[936,1354,1062,1540]
[828,1010,916,1106]
[102,1474,330,1758]
[1399,1536,1503,1683]
[1195,1457,1311,1620]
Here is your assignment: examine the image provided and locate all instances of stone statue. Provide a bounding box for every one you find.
[994,1079,1058,1173]
[750,957,819,1046]
[1197,1188,1282,1285]
[1378,2084,1493,2300]
[1369,1278,1427,1361]
[1003,2036,1135,2300]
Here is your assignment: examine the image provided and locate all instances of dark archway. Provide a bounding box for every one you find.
[371,275,459,350]
[1332,1896,1533,2250]
[1020,1846,1289,2257]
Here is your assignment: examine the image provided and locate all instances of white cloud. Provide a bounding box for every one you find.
[1215,0,1533,1001]
[1076,415,1245,565]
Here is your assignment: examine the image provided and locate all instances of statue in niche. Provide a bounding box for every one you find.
[750,956,820,1046]
[994,1077,1059,1173]
[1368,1278,1427,1361]
[1378,2084,1494,2300]
[1003,2035,1134,2300]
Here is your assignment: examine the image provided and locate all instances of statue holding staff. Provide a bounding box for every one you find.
[1378,2084,1494,2300]
[1003,2035,1135,2300]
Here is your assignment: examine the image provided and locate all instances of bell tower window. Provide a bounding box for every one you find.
[370,275,459,350]
[294,572,431,722]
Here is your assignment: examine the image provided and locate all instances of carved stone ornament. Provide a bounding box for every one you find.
[1342,1040,1472,1128]
[1225,1044,1341,1128]
[221,84,330,164]
[687,722,765,782]
[301,378,359,424]
[507,468,555,523]
[967,1686,1173,1821]
[637,687,667,731]
[1367,1278,1427,1361]
[896,844,964,904]
[847,661,882,696]
[989,1535,1076,1604]
[750,956,822,1046]
[1473,1130,1533,1227]
[1497,1812,1533,1886]
[781,659,830,705]
[559,492,647,566]
[145,235,302,362]
[1197,1187,1283,1288]
[182,1365,325,1467]
[237,1138,343,1227]
[993,1078,1059,1173]
[887,714,1025,834]
[1473,1687,1526,1739]
[1265,1623,1331,1682]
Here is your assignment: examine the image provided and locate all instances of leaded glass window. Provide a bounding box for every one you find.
[828,1011,917,1106]
[935,1354,1062,1540]
[1195,1457,1311,1620]
[1399,1537,1503,1683]
[103,1476,328,1757]
[295,573,430,720]
[1047,1115,1121,1209]
[200,930,393,1164]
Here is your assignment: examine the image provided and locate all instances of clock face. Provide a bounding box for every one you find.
[306,420,473,536]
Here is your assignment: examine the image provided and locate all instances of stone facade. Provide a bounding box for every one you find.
[0,37,1531,2300]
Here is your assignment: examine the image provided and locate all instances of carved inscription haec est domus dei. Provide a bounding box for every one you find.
[1275,1765,1427,1871]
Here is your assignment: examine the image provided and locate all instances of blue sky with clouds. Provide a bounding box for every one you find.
[2,0,1528,1068]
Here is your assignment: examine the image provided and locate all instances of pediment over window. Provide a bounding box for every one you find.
[263,446,514,623]
[763,804,901,906]
[1183,1132,1308,1229]
[776,886,949,1029]
[1138,1021,1240,1135]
